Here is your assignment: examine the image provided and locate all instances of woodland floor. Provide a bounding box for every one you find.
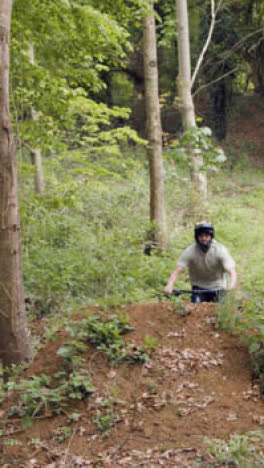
[1,301,264,467]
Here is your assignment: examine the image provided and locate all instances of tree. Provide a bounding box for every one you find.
[29,42,45,194]
[0,0,32,366]
[143,0,168,250]
[233,0,264,96]
[176,0,207,198]
[11,0,142,166]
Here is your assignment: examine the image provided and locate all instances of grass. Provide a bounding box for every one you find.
[20,150,264,315]
[204,431,264,466]
[19,149,264,389]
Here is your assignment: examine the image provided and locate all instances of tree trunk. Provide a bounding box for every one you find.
[29,42,45,194]
[0,0,32,366]
[31,147,45,194]
[247,43,264,97]
[176,0,207,198]
[143,0,168,250]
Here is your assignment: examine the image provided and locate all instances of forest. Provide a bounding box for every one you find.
[0,0,264,465]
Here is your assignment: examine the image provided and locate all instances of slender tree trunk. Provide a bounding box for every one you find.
[29,42,45,194]
[31,147,45,193]
[143,0,168,249]
[176,0,207,198]
[0,0,32,366]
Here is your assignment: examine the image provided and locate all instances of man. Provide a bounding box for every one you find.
[164,222,237,303]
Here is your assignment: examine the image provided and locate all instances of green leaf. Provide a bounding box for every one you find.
[21,415,33,429]
[57,346,73,359]
[249,342,261,354]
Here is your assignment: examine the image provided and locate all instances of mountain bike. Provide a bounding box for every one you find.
[171,288,224,303]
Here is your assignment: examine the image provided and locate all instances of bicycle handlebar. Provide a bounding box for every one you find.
[172,288,223,296]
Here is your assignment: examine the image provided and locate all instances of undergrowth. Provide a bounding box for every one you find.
[19,146,264,318]
[216,292,264,391]
[204,431,264,466]
[58,311,150,366]
[15,144,264,455]
[4,312,151,429]
[19,146,264,375]
[7,371,94,429]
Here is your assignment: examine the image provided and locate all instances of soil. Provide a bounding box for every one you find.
[1,301,264,467]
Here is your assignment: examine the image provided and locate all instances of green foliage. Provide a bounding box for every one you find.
[11,0,144,153]
[67,371,95,399]
[110,73,135,109]
[19,143,264,322]
[20,151,167,312]
[215,292,264,390]
[171,126,226,171]
[5,312,149,428]
[7,370,94,427]
[53,425,72,443]
[143,335,158,350]
[7,374,68,423]
[204,431,264,466]
[227,297,264,390]
[92,390,125,436]
[215,291,241,333]
[93,408,118,436]
[58,312,149,366]
[233,298,264,351]
[157,2,177,48]
[17,132,264,393]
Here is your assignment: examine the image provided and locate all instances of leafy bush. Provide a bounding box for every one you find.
[7,371,94,428]
[58,312,150,366]
[21,156,169,312]
[204,431,264,466]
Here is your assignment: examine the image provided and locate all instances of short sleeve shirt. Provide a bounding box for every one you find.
[177,240,235,289]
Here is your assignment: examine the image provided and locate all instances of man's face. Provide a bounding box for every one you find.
[198,232,212,244]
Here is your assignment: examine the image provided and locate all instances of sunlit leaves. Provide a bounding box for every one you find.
[11,0,139,152]
[170,126,227,171]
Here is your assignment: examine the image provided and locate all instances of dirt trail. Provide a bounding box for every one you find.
[1,301,264,467]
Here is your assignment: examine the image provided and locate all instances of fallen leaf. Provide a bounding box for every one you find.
[227,413,239,421]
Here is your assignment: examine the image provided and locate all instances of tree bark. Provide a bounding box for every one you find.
[176,0,207,198]
[143,0,168,250]
[29,42,45,194]
[0,0,32,366]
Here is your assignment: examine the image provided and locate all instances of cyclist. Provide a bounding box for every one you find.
[164,222,237,303]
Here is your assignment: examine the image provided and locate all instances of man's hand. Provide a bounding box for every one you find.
[163,285,173,294]
[163,265,184,295]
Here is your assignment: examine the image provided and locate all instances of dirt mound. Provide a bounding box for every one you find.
[1,302,264,467]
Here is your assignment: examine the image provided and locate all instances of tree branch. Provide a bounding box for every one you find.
[196,27,264,82]
[218,28,264,62]
[191,0,223,89]
[192,66,238,97]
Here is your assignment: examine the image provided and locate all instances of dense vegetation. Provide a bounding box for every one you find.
[20,147,264,312]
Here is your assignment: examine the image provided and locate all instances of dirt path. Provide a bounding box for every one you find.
[1,302,264,466]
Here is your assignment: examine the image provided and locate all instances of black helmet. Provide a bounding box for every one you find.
[194,222,214,252]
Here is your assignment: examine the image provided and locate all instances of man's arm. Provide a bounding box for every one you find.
[226,267,237,289]
[163,265,185,294]
[221,246,237,290]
